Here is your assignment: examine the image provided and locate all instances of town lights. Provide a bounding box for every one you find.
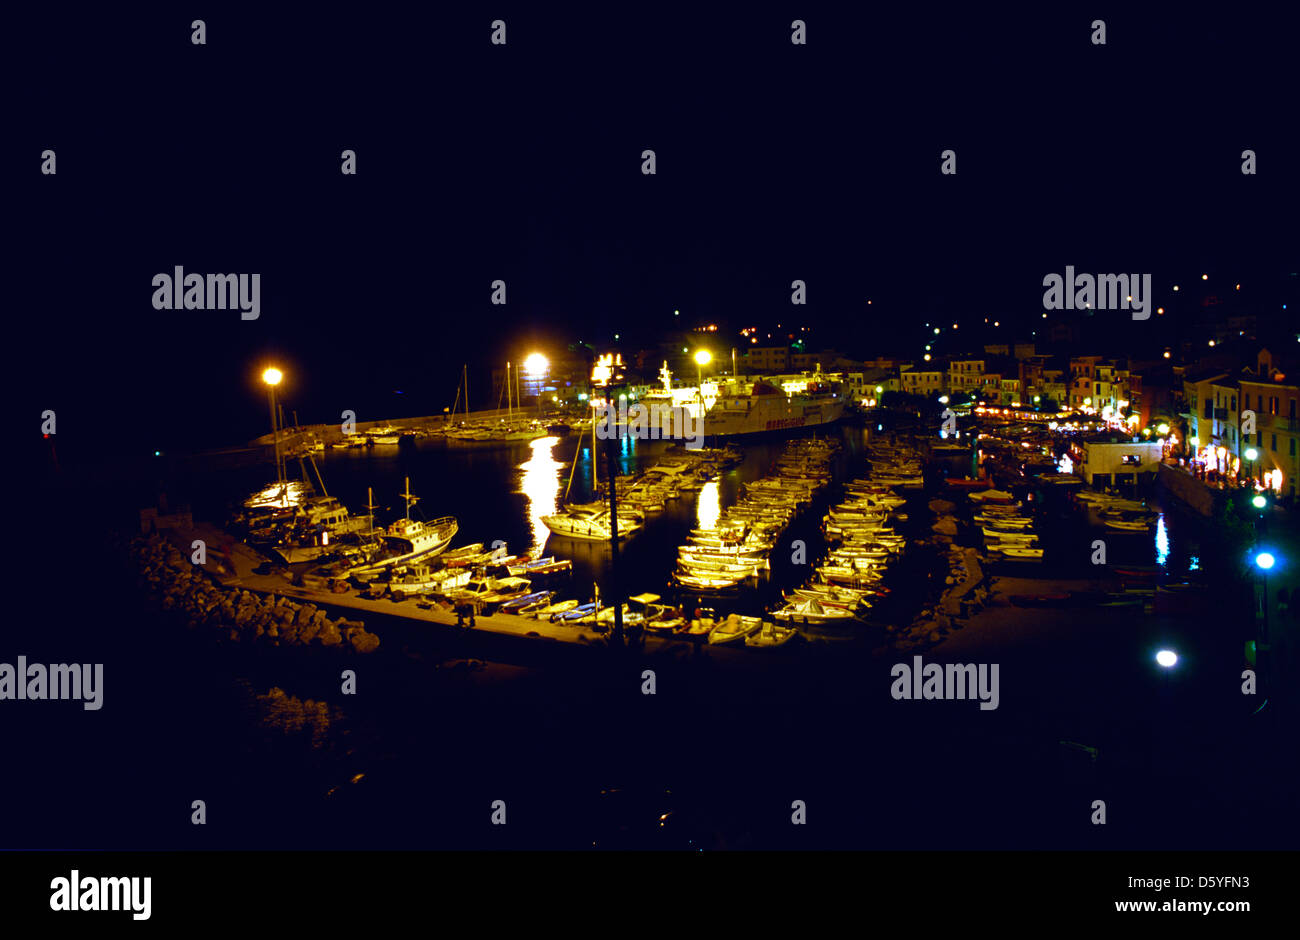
[694,349,712,367]
[1245,448,1258,461]
[1252,495,1267,509]
[1155,650,1178,668]
[1157,423,1170,435]
[1255,552,1275,571]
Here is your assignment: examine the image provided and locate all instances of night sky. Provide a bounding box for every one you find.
[12,5,1297,456]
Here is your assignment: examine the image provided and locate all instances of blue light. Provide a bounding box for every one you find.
[1155,513,1169,567]
[1155,649,1178,668]
[1255,552,1276,571]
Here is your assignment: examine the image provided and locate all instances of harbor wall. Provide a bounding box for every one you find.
[249,407,573,448]
[1156,463,1217,517]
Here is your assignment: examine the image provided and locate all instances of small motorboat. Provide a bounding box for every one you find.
[708,614,763,645]
[744,621,799,649]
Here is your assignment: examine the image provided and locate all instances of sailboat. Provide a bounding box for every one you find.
[541,430,642,540]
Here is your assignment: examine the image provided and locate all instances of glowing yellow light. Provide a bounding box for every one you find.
[694,349,712,366]
[262,367,283,386]
[1163,350,1171,358]
[520,436,563,554]
[523,352,549,377]
[1201,274,1208,280]
[696,480,720,530]
[1157,423,1169,435]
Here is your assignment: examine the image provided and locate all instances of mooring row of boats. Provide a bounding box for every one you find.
[1072,489,1158,533]
[671,437,841,592]
[766,440,919,628]
[966,488,1044,562]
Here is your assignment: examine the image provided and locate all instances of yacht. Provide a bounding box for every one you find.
[541,505,642,541]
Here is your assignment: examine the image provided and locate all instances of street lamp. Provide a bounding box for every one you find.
[1245,447,1258,487]
[262,367,285,501]
[591,353,627,648]
[1254,550,1277,693]
[523,352,549,415]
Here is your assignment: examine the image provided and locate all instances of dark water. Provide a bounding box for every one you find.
[182,426,900,617]
[16,423,1298,851]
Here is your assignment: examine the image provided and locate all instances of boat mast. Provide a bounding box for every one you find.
[402,476,418,520]
[506,361,513,424]
[464,364,470,420]
[365,486,378,535]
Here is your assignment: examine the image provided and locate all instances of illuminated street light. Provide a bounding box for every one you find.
[523,352,549,377]
[1155,650,1178,668]
[1157,423,1170,435]
[1245,448,1258,461]
[261,367,285,498]
[1255,552,1275,571]
[1252,494,1267,509]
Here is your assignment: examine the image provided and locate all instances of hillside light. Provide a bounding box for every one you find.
[1155,650,1178,668]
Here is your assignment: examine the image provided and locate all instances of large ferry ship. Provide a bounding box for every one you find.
[640,362,848,439]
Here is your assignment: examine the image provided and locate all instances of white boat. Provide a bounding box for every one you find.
[708,614,763,645]
[745,621,798,649]
[345,478,458,575]
[772,597,855,624]
[542,506,642,541]
[992,546,1044,561]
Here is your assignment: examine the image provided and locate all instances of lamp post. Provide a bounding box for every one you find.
[1245,447,1258,489]
[262,367,284,501]
[524,352,549,417]
[592,353,627,648]
[1251,550,1278,701]
[694,349,712,407]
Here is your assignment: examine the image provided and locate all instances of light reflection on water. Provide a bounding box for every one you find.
[518,436,563,555]
[697,480,720,530]
[1155,513,1169,566]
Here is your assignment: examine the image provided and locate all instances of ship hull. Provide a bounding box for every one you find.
[703,397,847,438]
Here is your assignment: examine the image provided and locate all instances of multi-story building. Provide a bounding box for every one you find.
[742,346,790,372]
[899,368,945,397]
[948,359,985,393]
[1238,366,1300,498]
[1180,368,1228,449]
[1069,356,1103,409]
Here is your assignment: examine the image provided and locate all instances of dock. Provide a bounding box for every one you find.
[162,523,753,662]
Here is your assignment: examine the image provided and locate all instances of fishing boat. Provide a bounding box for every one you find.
[745,620,799,649]
[345,478,459,575]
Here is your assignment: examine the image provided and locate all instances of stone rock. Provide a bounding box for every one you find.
[350,631,380,654]
[318,621,343,646]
